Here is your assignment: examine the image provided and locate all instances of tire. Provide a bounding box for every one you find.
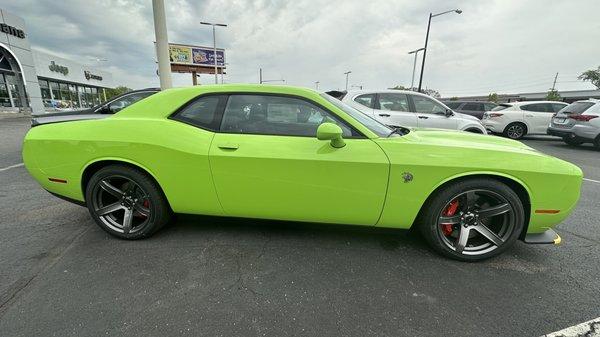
[85,164,172,239]
[503,122,527,139]
[418,178,525,262]
[595,136,600,150]
[563,137,583,146]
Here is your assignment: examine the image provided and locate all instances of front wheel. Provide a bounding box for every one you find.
[85,164,172,239]
[418,178,525,261]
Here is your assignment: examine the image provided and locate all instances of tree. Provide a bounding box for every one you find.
[450,96,459,101]
[104,86,133,101]
[487,92,499,103]
[422,88,441,98]
[578,66,600,89]
[546,89,562,101]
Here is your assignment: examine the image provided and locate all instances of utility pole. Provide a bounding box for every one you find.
[200,22,227,84]
[551,72,559,90]
[315,81,320,90]
[259,68,263,84]
[152,0,172,89]
[417,9,462,92]
[344,71,351,91]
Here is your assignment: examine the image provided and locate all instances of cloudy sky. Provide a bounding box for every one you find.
[4,0,600,96]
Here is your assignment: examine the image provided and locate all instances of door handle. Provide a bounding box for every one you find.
[378,113,391,117]
[217,143,239,150]
[418,116,429,119]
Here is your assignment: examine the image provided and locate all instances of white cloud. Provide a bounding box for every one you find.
[4,0,600,95]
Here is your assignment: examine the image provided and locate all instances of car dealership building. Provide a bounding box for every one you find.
[0,9,113,114]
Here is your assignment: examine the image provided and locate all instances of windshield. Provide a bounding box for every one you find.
[320,93,395,137]
[559,101,595,115]
[491,104,511,111]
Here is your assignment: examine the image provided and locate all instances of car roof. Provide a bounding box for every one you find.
[509,100,568,106]
[344,89,434,99]
[441,100,497,104]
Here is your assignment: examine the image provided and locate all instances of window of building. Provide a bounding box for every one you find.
[78,86,87,107]
[377,93,410,112]
[220,94,355,137]
[0,74,11,107]
[50,81,60,101]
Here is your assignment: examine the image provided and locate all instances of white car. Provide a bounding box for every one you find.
[340,90,487,133]
[482,101,568,139]
[547,98,600,149]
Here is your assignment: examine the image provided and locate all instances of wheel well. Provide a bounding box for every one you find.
[81,160,164,202]
[412,174,531,238]
[465,128,483,133]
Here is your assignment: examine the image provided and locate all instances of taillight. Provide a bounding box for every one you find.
[489,113,504,117]
[569,115,599,122]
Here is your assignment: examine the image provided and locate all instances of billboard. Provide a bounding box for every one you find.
[168,43,225,67]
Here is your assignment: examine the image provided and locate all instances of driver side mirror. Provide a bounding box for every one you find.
[444,109,454,117]
[97,105,111,114]
[317,122,346,148]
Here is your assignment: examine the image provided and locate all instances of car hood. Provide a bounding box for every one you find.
[453,112,480,122]
[395,128,540,155]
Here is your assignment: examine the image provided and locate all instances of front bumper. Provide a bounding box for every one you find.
[523,228,561,245]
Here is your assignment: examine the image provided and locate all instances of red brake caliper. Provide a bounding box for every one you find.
[441,199,459,236]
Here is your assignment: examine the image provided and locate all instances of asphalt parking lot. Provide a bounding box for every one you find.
[0,116,598,337]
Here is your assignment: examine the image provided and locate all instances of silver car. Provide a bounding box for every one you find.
[547,99,600,149]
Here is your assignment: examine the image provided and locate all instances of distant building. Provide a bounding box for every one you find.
[0,9,113,114]
[442,89,600,104]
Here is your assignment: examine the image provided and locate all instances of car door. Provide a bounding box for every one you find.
[373,92,417,127]
[410,94,458,130]
[209,93,389,225]
[521,103,555,134]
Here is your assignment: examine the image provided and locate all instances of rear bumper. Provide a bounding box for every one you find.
[547,125,599,142]
[523,228,561,245]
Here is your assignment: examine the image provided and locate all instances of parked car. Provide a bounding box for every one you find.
[338,90,487,133]
[482,101,568,139]
[22,84,582,261]
[547,99,600,149]
[31,88,159,127]
[442,100,498,119]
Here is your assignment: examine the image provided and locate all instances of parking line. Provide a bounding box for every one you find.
[542,316,600,336]
[583,178,600,184]
[0,163,24,172]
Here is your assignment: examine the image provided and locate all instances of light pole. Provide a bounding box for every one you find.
[152,0,172,89]
[315,81,320,90]
[344,71,351,91]
[351,84,363,90]
[408,48,425,90]
[417,9,462,92]
[200,21,227,84]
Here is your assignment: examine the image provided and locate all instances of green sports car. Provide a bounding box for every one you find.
[22,84,583,261]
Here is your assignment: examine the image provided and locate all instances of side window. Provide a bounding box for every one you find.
[412,95,446,114]
[171,95,224,130]
[107,92,154,113]
[522,103,551,112]
[220,94,356,137]
[377,93,410,112]
[444,102,461,109]
[484,103,497,111]
[551,103,567,112]
[462,103,484,111]
[354,94,376,108]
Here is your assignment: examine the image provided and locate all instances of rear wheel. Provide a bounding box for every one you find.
[563,137,583,146]
[503,122,527,139]
[85,164,171,239]
[595,136,600,150]
[418,178,524,261]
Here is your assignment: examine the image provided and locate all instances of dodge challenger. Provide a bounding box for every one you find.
[22,84,582,261]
